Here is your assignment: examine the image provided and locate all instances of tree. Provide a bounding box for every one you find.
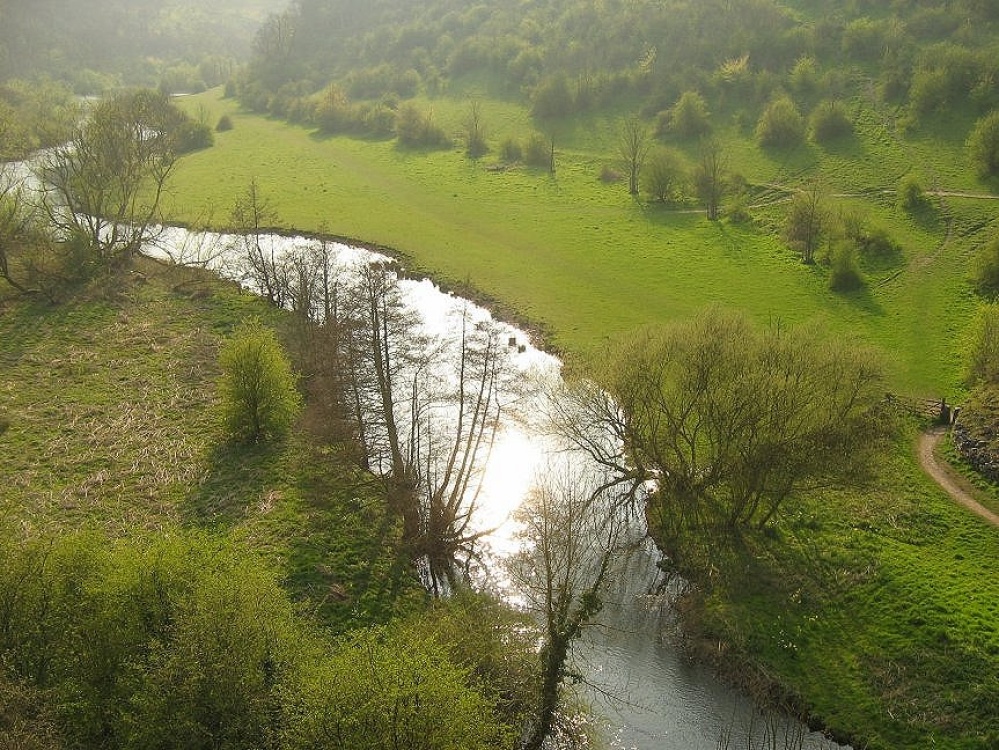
[329,264,515,591]
[784,184,826,264]
[284,625,512,750]
[0,170,36,294]
[669,90,711,139]
[693,139,727,220]
[464,100,488,158]
[642,147,686,203]
[756,95,805,149]
[975,232,999,299]
[38,89,188,266]
[619,117,650,196]
[508,468,634,750]
[809,100,853,143]
[218,320,301,443]
[967,110,999,179]
[228,179,284,306]
[555,310,888,567]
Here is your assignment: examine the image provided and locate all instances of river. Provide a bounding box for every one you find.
[0,149,847,748]
[147,226,849,750]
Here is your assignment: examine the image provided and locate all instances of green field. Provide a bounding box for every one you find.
[167,87,997,397]
[158,87,999,749]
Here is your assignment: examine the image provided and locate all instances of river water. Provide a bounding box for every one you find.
[145,227,849,750]
[0,151,848,749]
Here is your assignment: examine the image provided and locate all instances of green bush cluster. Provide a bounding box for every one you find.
[218,320,301,443]
[0,529,525,750]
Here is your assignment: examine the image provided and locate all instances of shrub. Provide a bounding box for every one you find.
[174,120,214,153]
[756,95,805,148]
[215,114,233,132]
[394,103,451,149]
[974,233,999,298]
[523,132,552,169]
[669,90,711,139]
[218,320,301,443]
[829,241,865,292]
[531,74,574,119]
[898,172,931,213]
[499,136,522,163]
[642,147,687,203]
[810,100,852,143]
[968,303,999,384]
[968,110,999,179]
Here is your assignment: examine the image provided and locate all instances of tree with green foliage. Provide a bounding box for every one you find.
[558,310,888,567]
[669,90,711,139]
[642,147,686,203]
[283,625,512,750]
[218,320,300,443]
[38,89,192,266]
[967,110,999,179]
[756,94,805,149]
[828,241,864,292]
[897,172,931,214]
[810,100,853,143]
[973,232,999,298]
[967,303,999,384]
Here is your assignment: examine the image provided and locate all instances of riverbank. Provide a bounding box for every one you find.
[155,91,999,749]
[165,88,984,397]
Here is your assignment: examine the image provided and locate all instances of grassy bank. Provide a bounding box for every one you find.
[158,88,999,749]
[672,427,999,749]
[0,258,423,627]
[167,88,993,397]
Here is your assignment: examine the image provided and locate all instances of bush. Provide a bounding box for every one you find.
[0,530,300,750]
[968,303,999,384]
[174,121,214,153]
[974,233,999,298]
[283,625,512,750]
[215,114,233,132]
[499,136,522,163]
[394,103,451,149]
[642,147,687,203]
[968,110,999,179]
[756,94,805,148]
[669,90,711,139]
[829,241,865,291]
[523,133,552,169]
[810,100,852,143]
[218,320,301,443]
[898,172,931,213]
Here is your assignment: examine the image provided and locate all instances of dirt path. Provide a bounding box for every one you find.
[917,428,999,528]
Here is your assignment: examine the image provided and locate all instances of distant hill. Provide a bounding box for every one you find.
[240,0,999,125]
[0,0,288,92]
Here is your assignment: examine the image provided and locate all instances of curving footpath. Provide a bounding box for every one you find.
[917,428,999,528]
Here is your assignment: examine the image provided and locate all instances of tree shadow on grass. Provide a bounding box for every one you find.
[183,439,288,529]
[278,448,421,627]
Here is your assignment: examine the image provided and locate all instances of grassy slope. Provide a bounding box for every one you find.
[160,90,999,748]
[0,259,422,628]
[689,431,999,749]
[168,88,992,397]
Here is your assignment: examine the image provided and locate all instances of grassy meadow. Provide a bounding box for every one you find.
[0,259,423,628]
[169,86,996,397]
[158,86,999,748]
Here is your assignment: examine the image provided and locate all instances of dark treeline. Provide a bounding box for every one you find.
[242,0,999,123]
[0,0,286,93]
